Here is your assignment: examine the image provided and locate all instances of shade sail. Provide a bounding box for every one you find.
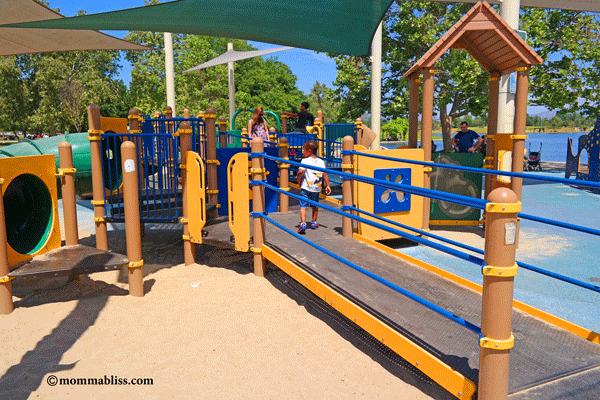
[183,46,293,73]
[4,0,395,56]
[0,0,150,56]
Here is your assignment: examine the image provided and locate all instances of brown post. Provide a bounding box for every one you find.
[511,66,529,201]
[317,110,324,125]
[281,115,288,134]
[87,104,108,250]
[241,128,249,148]
[121,141,144,297]
[408,74,420,148]
[314,117,324,157]
[219,117,228,148]
[59,142,79,246]
[355,118,363,147]
[278,137,289,213]
[485,73,501,199]
[128,108,144,189]
[197,110,206,159]
[0,178,14,314]
[164,106,173,134]
[269,127,278,144]
[421,68,435,231]
[179,121,194,265]
[478,187,520,399]
[251,137,266,276]
[205,108,219,219]
[183,108,190,119]
[342,136,355,237]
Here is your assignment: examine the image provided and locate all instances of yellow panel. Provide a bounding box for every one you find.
[100,117,128,134]
[0,155,61,267]
[262,244,476,400]
[490,134,515,190]
[228,152,250,252]
[186,151,206,244]
[355,148,424,241]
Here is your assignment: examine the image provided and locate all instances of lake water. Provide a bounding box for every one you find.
[382,132,590,163]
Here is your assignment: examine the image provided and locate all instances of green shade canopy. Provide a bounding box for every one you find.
[4,0,395,56]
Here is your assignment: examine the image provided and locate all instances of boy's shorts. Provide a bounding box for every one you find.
[299,189,320,208]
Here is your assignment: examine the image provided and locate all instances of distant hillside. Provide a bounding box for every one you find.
[533,110,557,119]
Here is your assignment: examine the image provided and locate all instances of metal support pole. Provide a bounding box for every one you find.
[227,42,235,125]
[251,137,266,277]
[164,32,176,117]
[219,117,228,148]
[121,141,144,297]
[0,178,14,314]
[278,137,289,213]
[179,121,194,265]
[342,136,355,237]
[87,104,108,250]
[421,68,435,231]
[371,21,382,150]
[205,108,219,220]
[58,142,79,246]
[478,187,520,399]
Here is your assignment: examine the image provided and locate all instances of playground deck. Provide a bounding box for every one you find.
[205,201,600,398]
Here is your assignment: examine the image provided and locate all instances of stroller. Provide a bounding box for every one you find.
[526,142,542,171]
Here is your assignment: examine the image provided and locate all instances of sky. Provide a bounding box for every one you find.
[47,0,338,95]
[46,0,549,116]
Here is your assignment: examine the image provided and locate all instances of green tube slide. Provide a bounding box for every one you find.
[0,133,93,196]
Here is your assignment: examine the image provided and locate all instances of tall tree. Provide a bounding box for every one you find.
[330,1,600,151]
[306,82,343,122]
[124,31,304,124]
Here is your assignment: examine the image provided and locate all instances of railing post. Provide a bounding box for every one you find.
[314,117,324,157]
[121,141,144,297]
[281,115,288,134]
[219,117,228,148]
[342,136,355,237]
[317,110,324,125]
[241,128,249,148]
[355,118,363,147]
[164,106,173,134]
[278,137,289,213]
[179,121,194,265]
[251,137,266,277]
[87,104,108,251]
[0,178,14,314]
[269,127,278,144]
[204,108,219,220]
[478,187,520,399]
[197,110,206,159]
[58,142,79,246]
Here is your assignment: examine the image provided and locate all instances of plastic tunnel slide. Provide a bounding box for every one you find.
[0,133,99,267]
[0,133,94,196]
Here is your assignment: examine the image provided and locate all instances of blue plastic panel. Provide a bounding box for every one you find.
[373,168,411,213]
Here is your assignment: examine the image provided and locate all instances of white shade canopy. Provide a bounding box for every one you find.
[183,46,294,73]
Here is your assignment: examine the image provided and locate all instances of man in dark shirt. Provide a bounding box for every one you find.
[284,102,315,133]
[453,121,483,153]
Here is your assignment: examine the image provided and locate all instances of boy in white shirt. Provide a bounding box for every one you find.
[296,140,331,234]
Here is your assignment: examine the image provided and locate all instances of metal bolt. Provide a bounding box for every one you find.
[458,392,462,396]
[499,270,502,275]
[416,361,419,366]
[502,206,506,211]
[382,337,385,341]
[495,344,499,348]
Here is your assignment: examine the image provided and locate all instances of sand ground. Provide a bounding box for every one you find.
[1,219,453,400]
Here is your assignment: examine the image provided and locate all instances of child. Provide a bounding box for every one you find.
[296,140,331,234]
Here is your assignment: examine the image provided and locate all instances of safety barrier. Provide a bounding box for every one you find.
[227,136,600,399]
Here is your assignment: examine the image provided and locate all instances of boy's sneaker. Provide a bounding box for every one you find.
[298,223,307,234]
[310,222,319,230]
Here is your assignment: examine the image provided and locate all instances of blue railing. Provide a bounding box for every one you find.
[101,133,180,223]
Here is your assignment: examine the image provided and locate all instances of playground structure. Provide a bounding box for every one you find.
[566,113,600,182]
[2,3,600,399]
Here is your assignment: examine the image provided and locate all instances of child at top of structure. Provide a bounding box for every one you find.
[248,107,269,142]
[296,140,331,234]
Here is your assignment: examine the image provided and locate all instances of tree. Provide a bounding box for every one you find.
[329,1,600,150]
[382,118,409,140]
[124,29,305,123]
[306,82,342,122]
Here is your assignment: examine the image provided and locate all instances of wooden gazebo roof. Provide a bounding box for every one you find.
[403,1,543,78]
